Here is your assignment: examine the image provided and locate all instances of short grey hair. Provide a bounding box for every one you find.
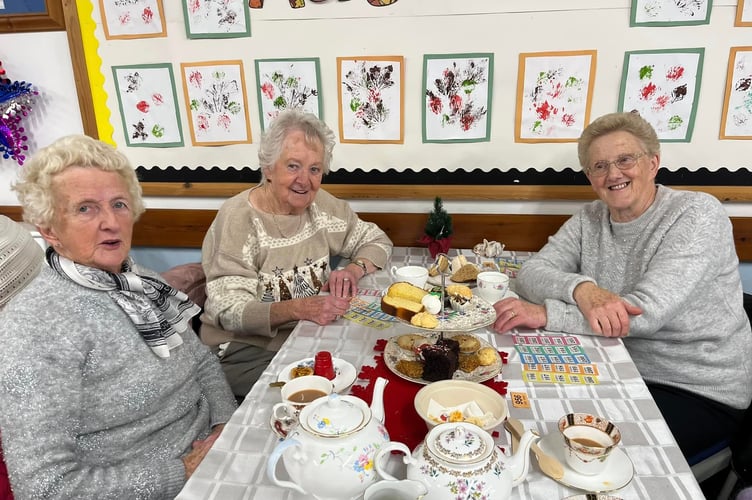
[578,112,660,169]
[12,135,145,227]
[258,109,335,183]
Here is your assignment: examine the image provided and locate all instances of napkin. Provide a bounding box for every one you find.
[426,399,495,427]
[350,339,508,450]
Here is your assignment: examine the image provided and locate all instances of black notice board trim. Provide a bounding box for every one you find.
[135,166,751,186]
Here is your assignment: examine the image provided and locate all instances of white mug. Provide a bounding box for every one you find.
[475,271,510,303]
[390,265,429,288]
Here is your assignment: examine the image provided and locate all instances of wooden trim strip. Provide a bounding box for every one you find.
[3,205,750,260]
[139,183,752,202]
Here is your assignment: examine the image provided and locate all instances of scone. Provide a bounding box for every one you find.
[396,333,427,351]
[451,264,479,283]
[446,284,473,299]
[477,346,497,366]
[451,334,481,354]
[410,311,439,329]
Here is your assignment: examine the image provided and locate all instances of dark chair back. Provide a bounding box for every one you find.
[731,293,752,484]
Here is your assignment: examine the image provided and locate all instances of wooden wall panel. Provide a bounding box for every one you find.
[2,205,751,260]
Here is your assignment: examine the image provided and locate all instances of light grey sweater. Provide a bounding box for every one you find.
[518,185,752,409]
[0,265,237,500]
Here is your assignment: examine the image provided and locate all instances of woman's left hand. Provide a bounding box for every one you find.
[492,297,547,334]
[323,268,360,298]
[183,424,225,479]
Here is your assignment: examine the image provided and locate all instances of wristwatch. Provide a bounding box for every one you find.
[352,259,368,276]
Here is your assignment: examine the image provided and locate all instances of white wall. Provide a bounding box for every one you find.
[1,3,751,291]
[0,31,84,204]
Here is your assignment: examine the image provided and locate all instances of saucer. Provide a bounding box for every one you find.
[277,357,357,393]
[537,433,634,492]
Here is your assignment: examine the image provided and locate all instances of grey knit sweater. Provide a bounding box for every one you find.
[0,265,237,499]
[518,185,752,409]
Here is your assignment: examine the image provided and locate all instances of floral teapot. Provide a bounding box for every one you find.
[267,377,390,500]
[374,421,537,500]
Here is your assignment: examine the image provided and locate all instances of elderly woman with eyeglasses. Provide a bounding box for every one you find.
[492,112,752,463]
[0,135,237,499]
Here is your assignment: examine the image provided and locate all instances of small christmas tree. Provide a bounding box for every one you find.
[420,197,453,258]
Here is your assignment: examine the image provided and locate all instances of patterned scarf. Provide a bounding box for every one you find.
[46,248,200,358]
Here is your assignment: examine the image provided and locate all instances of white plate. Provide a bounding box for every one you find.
[537,433,634,492]
[382,291,497,333]
[277,357,357,393]
[383,332,502,385]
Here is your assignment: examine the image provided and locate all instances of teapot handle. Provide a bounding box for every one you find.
[374,441,414,481]
[370,377,388,423]
[266,438,308,495]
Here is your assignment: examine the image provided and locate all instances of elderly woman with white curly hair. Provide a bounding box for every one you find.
[0,135,237,499]
[200,109,393,399]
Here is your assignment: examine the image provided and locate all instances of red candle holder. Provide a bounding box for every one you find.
[314,351,335,380]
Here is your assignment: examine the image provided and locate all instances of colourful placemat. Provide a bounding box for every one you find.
[350,339,509,450]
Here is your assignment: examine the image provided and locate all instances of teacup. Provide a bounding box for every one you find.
[390,265,429,288]
[271,375,334,437]
[364,479,428,500]
[558,413,621,476]
[476,271,510,303]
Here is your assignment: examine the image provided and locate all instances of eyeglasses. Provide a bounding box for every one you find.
[586,152,647,177]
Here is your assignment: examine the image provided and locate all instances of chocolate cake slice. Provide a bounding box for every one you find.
[419,337,460,381]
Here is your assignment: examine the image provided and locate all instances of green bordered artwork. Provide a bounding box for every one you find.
[111,63,184,148]
[254,57,323,131]
[422,52,493,144]
[618,48,704,143]
[181,0,251,40]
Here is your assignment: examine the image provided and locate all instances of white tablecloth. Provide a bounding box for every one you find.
[177,247,703,500]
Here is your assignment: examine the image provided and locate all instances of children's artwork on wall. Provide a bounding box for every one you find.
[181,0,250,39]
[514,50,596,143]
[180,60,252,146]
[254,58,322,131]
[112,63,183,147]
[422,53,493,143]
[99,0,166,40]
[618,48,704,142]
[337,56,404,144]
[720,47,752,139]
[737,0,752,26]
[630,0,712,26]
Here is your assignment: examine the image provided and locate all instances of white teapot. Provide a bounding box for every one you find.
[374,421,537,500]
[267,377,390,500]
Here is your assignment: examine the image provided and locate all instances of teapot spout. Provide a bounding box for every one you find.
[506,429,538,487]
[370,377,388,423]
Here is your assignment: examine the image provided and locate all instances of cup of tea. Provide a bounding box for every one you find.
[558,413,621,476]
[390,265,429,288]
[271,375,334,437]
[475,271,510,304]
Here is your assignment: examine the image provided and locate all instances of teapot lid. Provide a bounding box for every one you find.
[301,393,369,437]
[425,422,493,465]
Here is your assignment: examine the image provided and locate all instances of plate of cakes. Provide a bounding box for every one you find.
[383,332,503,385]
[380,281,496,333]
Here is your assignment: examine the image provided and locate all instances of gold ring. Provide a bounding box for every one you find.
[343,277,350,281]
